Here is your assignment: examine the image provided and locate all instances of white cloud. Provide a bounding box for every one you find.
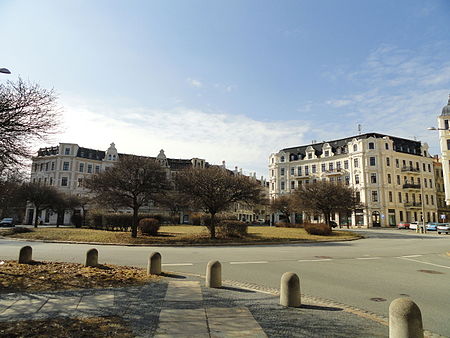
[186,78,203,88]
[57,100,311,177]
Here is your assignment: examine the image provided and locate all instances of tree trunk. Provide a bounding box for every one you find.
[209,212,216,239]
[33,206,39,228]
[131,205,139,238]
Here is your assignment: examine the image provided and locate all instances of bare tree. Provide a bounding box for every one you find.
[20,183,60,228]
[0,78,60,172]
[176,167,265,239]
[270,194,299,224]
[154,190,191,223]
[0,169,25,220]
[85,156,169,238]
[294,181,361,227]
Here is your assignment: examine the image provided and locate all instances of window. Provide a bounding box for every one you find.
[280,181,285,190]
[291,181,295,189]
[447,139,450,150]
[397,175,400,185]
[45,163,49,171]
[353,144,358,152]
[271,183,274,190]
[398,192,402,203]
[426,195,429,205]
[307,153,312,159]
[431,195,434,205]
[280,156,285,162]
[429,179,432,188]
[405,193,409,203]
[355,174,360,184]
[370,173,377,183]
[77,178,83,187]
[336,161,341,170]
[423,163,426,171]
[344,160,349,169]
[95,165,100,173]
[385,143,389,150]
[290,167,294,175]
[61,177,68,187]
[386,157,390,166]
[399,210,404,222]
[445,120,449,130]
[40,163,43,171]
[63,162,69,171]
[297,166,302,176]
[108,154,112,160]
[395,159,399,168]
[324,150,329,157]
[355,191,361,203]
[321,163,326,172]
[387,174,391,184]
[424,179,427,188]
[65,147,70,155]
[389,191,393,202]
[280,168,285,176]
[87,164,93,173]
[345,176,350,185]
[51,162,55,171]
[312,165,316,173]
[371,191,378,202]
[329,162,334,171]
[428,164,431,172]
[38,178,41,184]
[305,166,309,175]
[49,177,53,185]
[369,157,376,166]
[368,142,375,149]
[271,170,274,177]
[354,158,359,168]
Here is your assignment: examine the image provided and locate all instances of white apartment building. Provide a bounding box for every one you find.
[27,142,206,225]
[436,95,450,205]
[269,133,438,227]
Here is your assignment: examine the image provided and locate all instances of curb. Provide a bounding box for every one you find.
[0,235,363,247]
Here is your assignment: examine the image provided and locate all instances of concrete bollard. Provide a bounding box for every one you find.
[389,298,423,338]
[206,260,222,288]
[147,252,162,275]
[280,272,301,307]
[18,246,33,264]
[85,248,98,267]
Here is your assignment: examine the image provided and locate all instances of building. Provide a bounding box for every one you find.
[269,133,438,227]
[432,156,450,222]
[436,95,450,205]
[26,142,207,225]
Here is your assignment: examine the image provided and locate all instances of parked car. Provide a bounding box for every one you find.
[437,223,450,235]
[426,222,439,231]
[397,222,410,229]
[0,218,15,227]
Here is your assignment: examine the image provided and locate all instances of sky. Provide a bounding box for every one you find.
[1,0,450,177]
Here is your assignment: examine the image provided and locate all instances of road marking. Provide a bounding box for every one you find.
[356,257,380,260]
[399,257,450,269]
[229,261,268,265]
[400,255,423,258]
[162,263,193,266]
[298,259,332,262]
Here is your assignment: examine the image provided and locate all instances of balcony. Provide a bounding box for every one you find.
[323,169,343,176]
[404,202,422,209]
[401,166,420,174]
[402,183,421,190]
[293,172,311,179]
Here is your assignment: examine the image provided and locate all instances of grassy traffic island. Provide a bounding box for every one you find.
[1,225,361,245]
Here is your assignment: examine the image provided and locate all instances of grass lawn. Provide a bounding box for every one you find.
[1,225,361,245]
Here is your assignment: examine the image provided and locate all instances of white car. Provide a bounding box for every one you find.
[409,222,424,230]
[437,223,450,235]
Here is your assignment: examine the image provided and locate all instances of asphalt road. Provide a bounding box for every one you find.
[1,229,449,336]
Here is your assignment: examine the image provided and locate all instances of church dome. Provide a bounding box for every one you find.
[442,94,450,115]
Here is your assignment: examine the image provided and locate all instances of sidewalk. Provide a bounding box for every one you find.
[0,275,391,337]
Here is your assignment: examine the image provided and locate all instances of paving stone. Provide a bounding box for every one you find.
[206,307,253,318]
[77,294,114,311]
[0,298,47,317]
[39,297,80,313]
[155,320,209,335]
[159,308,206,322]
[164,281,203,302]
[154,334,210,338]
[208,316,264,332]
[210,329,268,338]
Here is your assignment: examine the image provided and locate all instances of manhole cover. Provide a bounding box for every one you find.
[315,256,332,259]
[370,297,387,302]
[418,269,444,274]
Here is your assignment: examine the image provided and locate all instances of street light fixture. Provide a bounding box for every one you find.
[0,68,11,74]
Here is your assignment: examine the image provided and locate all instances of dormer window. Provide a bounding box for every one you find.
[307,153,312,159]
[324,150,329,157]
[108,154,112,160]
[280,156,285,163]
[368,142,375,149]
[353,144,358,152]
[113,155,116,160]
[65,147,70,155]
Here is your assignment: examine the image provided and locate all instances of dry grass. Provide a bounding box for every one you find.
[1,226,360,245]
[0,316,133,337]
[0,260,159,293]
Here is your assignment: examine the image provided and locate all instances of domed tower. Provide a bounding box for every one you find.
[105,142,118,162]
[156,149,168,167]
[437,95,450,205]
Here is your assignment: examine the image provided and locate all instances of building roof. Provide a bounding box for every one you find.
[281,132,423,160]
[441,94,450,116]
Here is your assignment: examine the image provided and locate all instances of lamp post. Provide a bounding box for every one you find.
[0,68,11,74]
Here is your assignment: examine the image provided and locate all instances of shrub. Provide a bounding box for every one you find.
[3,227,34,235]
[70,214,83,228]
[138,218,160,236]
[216,220,248,238]
[275,222,303,228]
[86,212,103,229]
[103,214,133,231]
[304,223,332,236]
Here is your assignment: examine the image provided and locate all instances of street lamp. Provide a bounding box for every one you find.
[0,68,11,74]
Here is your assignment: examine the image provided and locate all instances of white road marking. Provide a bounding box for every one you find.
[298,259,332,262]
[400,255,423,258]
[162,263,193,266]
[356,257,380,260]
[399,257,450,269]
[229,261,268,265]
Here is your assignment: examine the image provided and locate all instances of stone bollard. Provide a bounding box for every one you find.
[389,298,423,338]
[147,252,162,275]
[18,246,33,264]
[206,260,222,288]
[280,272,301,307]
[85,248,98,267]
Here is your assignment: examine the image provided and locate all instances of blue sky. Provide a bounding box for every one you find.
[1,0,450,176]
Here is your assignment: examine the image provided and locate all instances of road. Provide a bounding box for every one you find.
[1,229,449,336]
